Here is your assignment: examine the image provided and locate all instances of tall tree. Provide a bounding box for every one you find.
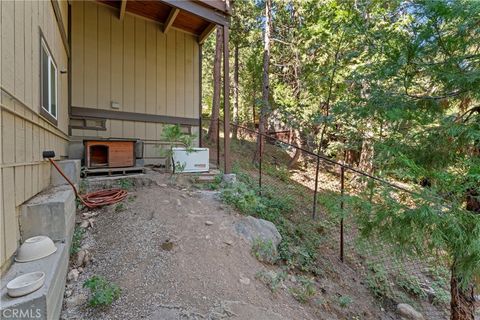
[208,27,223,144]
[256,0,272,159]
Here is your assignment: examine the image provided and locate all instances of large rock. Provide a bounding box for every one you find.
[234,216,282,248]
[396,303,424,320]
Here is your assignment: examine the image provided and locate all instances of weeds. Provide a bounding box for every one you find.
[117,179,133,190]
[289,276,316,303]
[83,275,121,307]
[365,263,391,299]
[256,270,286,292]
[71,227,85,255]
[127,195,136,203]
[338,295,353,308]
[251,238,278,264]
[396,272,426,299]
[115,203,126,212]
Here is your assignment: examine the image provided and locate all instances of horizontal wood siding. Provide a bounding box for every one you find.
[0,0,69,271]
[71,1,200,128]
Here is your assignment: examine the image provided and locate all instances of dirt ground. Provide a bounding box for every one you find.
[61,171,397,320]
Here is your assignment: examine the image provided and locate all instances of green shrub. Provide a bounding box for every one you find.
[83,275,121,307]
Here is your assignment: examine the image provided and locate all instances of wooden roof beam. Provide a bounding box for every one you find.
[199,23,216,45]
[119,0,127,20]
[159,0,228,26]
[163,7,180,33]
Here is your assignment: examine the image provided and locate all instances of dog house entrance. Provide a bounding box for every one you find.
[89,145,109,167]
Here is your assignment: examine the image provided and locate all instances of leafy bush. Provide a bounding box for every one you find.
[83,275,121,307]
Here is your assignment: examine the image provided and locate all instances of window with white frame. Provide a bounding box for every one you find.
[40,37,57,121]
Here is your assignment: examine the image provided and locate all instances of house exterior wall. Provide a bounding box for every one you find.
[70,1,200,144]
[0,0,70,272]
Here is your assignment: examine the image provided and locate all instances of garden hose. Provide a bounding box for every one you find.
[43,151,128,208]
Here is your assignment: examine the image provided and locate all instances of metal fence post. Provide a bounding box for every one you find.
[217,118,220,168]
[312,156,320,219]
[340,166,345,262]
[259,136,262,196]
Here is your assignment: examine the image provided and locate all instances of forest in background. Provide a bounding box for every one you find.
[201,1,479,319]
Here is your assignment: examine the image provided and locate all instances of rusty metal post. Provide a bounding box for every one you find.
[340,166,345,262]
[216,118,220,168]
[312,156,320,219]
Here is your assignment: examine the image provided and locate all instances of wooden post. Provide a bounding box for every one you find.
[223,25,231,173]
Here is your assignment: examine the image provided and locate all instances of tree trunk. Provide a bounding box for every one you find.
[256,0,272,161]
[288,129,307,169]
[450,267,475,320]
[358,129,374,174]
[208,27,223,144]
[232,44,239,139]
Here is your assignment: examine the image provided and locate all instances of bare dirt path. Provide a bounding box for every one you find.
[61,175,318,320]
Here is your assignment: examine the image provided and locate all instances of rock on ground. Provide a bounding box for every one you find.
[234,216,282,248]
[396,303,425,320]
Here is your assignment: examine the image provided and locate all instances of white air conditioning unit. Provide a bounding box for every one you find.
[172,147,209,173]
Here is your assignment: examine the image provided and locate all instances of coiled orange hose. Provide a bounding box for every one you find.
[48,158,128,208]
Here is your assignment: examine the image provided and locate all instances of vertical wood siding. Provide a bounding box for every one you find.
[0,0,69,271]
[71,1,200,129]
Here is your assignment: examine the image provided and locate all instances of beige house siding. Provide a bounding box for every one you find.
[0,0,69,271]
[70,1,200,142]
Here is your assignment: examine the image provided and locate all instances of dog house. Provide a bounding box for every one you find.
[85,140,136,168]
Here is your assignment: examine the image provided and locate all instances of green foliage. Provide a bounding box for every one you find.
[220,179,324,273]
[160,124,197,173]
[70,227,85,255]
[365,264,392,300]
[117,178,133,190]
[251,238,278,264]
[289,276,317,303]
[255,270,287,293]
[114,203,125,212]
[395,272,426,299]
[338,295,353,308]
[83,276,121,307]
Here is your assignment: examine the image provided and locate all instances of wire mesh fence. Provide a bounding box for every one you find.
[201,118,453,319]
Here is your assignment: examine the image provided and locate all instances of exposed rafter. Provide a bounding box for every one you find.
[119,0,127,20]
[163,7,180,33]
[199,23,216,45]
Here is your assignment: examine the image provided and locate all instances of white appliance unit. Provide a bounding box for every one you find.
[172,147,209,173]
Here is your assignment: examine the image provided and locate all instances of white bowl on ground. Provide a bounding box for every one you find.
[15,236,57,262]
[7,272,46,297]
